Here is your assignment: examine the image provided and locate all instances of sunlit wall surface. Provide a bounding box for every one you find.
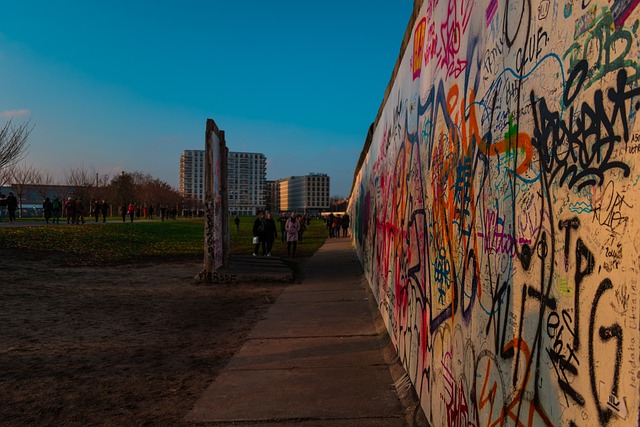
[349,0,640,424]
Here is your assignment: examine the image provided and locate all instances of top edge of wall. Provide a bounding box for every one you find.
[348,0,424,199]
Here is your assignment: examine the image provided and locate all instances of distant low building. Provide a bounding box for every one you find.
[274,173,330,214]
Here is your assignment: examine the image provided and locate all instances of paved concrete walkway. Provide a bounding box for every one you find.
[185,238,427,426]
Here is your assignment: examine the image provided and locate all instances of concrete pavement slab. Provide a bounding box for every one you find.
[247,298,378,339]
[226,336,388,370]
[276,289,373,303]
[184,366,406,424]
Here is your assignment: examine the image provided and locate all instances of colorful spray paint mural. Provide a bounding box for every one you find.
[349,0,640,424]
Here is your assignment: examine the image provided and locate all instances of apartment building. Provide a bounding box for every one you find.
[179,150,267,215]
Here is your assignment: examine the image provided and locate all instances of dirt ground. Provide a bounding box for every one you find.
[0,248,289,426]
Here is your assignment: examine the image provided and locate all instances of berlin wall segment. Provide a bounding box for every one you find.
[349,0,640,425]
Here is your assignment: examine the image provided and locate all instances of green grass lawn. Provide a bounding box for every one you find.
[0,217,330,264]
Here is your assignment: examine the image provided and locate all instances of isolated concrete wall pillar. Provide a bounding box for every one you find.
[199,118,229,282]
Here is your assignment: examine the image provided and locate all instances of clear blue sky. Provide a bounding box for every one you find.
[0,1,413,197]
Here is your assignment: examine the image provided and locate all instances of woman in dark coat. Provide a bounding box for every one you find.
[252,211,267,256]
[263,213,278,256]
[42,197,53,224]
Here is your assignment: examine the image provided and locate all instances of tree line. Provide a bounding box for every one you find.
[0,119,187,216]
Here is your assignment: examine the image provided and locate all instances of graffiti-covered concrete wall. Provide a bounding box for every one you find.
[348,0,640,424]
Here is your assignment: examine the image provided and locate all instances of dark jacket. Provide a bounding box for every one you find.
[263,218,278,242]
[253,217,266,238]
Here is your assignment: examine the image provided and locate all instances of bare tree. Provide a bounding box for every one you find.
[329,195,347,212]
[0,120,32,170]
[108,172,136,208]
[11,163,38,217]
[66,166,96,218]
[32,170,57,201]
[0,164,14,189]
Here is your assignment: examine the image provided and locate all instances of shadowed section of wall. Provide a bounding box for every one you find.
[349,0,640,424]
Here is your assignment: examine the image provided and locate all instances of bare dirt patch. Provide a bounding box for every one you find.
[0,248,288,426]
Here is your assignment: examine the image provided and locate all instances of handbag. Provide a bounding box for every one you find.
[252,236,259,244]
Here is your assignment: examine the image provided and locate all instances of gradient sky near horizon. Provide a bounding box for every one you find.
[0,1,414,197]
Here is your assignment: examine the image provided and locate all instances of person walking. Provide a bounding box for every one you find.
[264,213,278,256]
[327,213,335,238]
[297,214,307,242]
[0,192,7,222]
[285,212,300,258]
[234,215,240,232]
[127,203,136,222]
[52,197,62,224]
[121,203,127,222]
[76,197,85,224]
[252,211,267,256]
[342,213,350,237]
[100,200,109,222]
[279,212,287,243]
[6,192,17,223]
[93,200,101,222]
[64,197,76,225]
[334,215,343,238]
[42,197,53,224]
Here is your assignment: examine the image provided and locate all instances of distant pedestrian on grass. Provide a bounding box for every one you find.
[127,203,136,222]
[43,197,53,224]
[234,215,240,232]
[93,200,101,222]
[64,197,76,225]
[100,200,109,222]
[279,212,287,243]
[6,192,17,223]
[121,203,127,222]
[264,213,278,256]
[285,212,300,258]
[252,211,267,256]
[297,214,307,242]
[52,197,62,224]
[76,197,85,224]
[0,193,7,222]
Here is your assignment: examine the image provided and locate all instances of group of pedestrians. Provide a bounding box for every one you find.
[0,193,181,225]
[62,197,89,224]
[42,196,62,224]
[252,211,309,258]
[326,212,350,238]
[116,203,177,222]
[29,195,86,225]
[91,200,110,223]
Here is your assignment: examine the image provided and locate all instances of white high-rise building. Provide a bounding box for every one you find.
[227,151,267,215]
[179,150,267,215]
[179,149,206,202]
